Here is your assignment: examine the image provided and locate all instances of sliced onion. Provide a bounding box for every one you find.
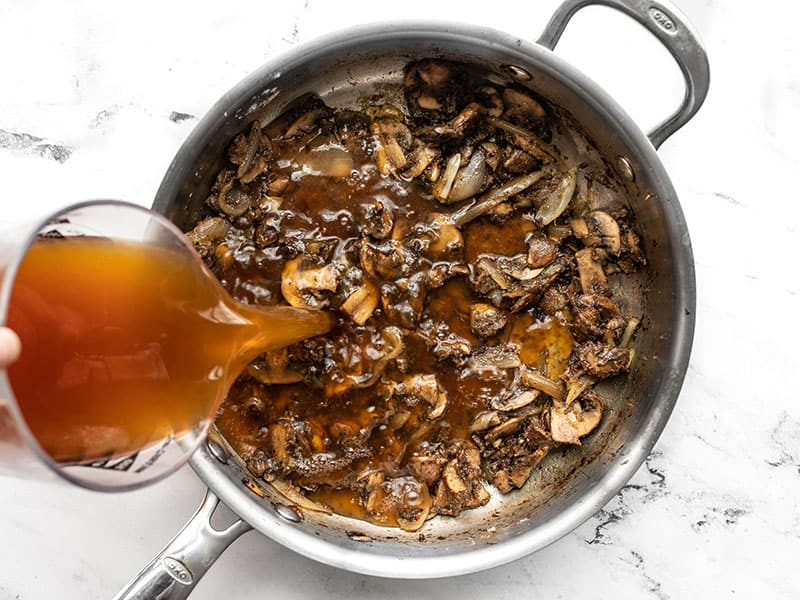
[519,366,565,402]
[432,153,461,201]
[269,479,332,515]
[535,167,577,226]
[449,150,487,202]
[453,170,548,227]
[295,143,353,177]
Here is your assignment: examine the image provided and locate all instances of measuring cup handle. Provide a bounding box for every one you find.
[113,489,252,600]
[537,0,710,149]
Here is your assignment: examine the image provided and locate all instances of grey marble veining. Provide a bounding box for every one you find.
[1,1,798,598]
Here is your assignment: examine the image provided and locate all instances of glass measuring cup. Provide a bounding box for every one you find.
[0,200,331,490]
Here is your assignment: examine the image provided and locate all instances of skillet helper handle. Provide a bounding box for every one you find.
[537,0,710,149]
[113,489,252,600]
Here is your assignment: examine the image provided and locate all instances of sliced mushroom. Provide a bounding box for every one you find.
[402,142,438,179]
[186,216,229,252]
[549,393,603,445]
[359,239,413,280]
[470,410,501,432]
[404,59,461,117]
[421,213,463,258]
[340,279,379,325]
[361,200,394,240]
[470,303,507,338]
[502,88,546,123]
[284,105,329,138]
[527,234,559,268]
[371,119,412,175]
[491,389,540,412]
[393,373,448,420]
[476,85,504,118]
[576,342,634,379]
[485,416,524,443]
[281,257,339,309]
[434,102,482,139]
[575,248,609,295]
[218,186,252,218]
[467,343,521,372]
[571,210,621,255]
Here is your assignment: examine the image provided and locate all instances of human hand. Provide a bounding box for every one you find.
[0,327,21,367]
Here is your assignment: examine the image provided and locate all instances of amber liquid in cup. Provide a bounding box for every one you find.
[5,237,331,464]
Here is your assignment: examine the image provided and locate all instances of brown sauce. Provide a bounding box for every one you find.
[196,59,645,530]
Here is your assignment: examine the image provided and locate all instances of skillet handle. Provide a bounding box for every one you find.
[112,489,252,600]
[537,0,710,149]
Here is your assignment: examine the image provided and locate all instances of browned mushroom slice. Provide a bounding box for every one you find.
[503,148,537,174]
[527,233,559,268]
[476,85,504,117]
[359,239,413,280]
[284,105,330,139]
[470,303,508,337]
[401,141,438,179]
[434,102,482,139]
[491,389,541,412]
[406,444,448,486]
[186,216,229,257]
[575,247,609,295]
[506,255,571,313]
[340,279,379,325]
[576,341,635,379]
[419,213,463,258]
[365,475,432,532]
[371,118,413,175]
[485,416,525,443]
[360,199,394,240]
[467,343,522,373]
[281,257,339,309]
[403,59,462,117]
[549,392,603,445]
[392,374,448,420]
[470,410,502,432]
[502,88,546,124]
[571,210,621,255]
[217,186,253,218]
[432,445,490,516]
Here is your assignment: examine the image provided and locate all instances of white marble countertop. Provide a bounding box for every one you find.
[1,1,798,598]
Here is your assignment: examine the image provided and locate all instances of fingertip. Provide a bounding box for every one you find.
[0,327,22,367]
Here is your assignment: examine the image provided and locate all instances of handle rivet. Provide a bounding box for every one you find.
[617,156,635,182]
[503,64,532,81]
[206,439,229,464]
[274,502,302,523]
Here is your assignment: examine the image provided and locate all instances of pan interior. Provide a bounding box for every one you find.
[167,25,691,568]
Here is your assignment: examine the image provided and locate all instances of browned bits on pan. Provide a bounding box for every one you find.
[192,58,646,531]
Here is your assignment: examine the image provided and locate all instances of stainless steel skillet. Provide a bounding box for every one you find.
[116,1,708,596]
